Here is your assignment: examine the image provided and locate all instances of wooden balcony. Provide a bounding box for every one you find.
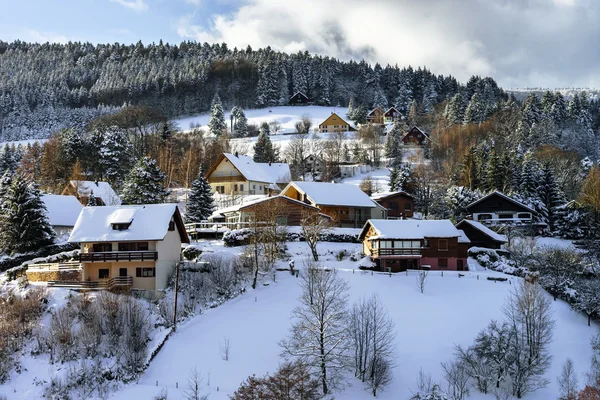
[48,276,133,290]
[371,248,422,257]
[79,251,158,263]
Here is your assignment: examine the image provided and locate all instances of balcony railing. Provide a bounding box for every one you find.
[371,248,422,257]
[48,276,133,290]
[79,251,158,262]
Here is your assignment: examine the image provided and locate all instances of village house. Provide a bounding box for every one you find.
[205,153,291,195]
[359,219,469,272]
[41,194,83,237]
[280,181,385,227]
[68,204,189,291]
[371,191,415,219]
[62,180,121,206]
[367,107,385,125]
[384,107,402,123]
[318,112,354,133]
[215,195,331,227]
[289,91,309,105]
[302,154,326,180]
[455,219,508,250]
[402,126,429,146]
[465,191,537,225]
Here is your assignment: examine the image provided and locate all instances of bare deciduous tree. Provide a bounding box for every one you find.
[503,280,555,398]
[557,358,578,400]
[416,270,428,294]
[442,358,470,400]
[280,265,350,395]
[220,336,231,361]
[183,366,208,400]
[350,294,397,396]
[300,210,330,262]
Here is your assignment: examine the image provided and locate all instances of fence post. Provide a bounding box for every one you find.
[156,381,158,386]
[477,275,479,280]
[441,271,443,277]
[176,382,178,389]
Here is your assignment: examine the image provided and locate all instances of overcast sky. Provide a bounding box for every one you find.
[2,0,598,88]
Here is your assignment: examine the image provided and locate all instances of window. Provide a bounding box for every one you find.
[404,202,412,211]
[438,258,448,268]
[136,267,155,277]
[253,185,256,190]
[499,214,513,219]
[423,239,430,248]
[240,184,244,192]
[389,202,398,210]
[137,242,149,251]
[477,214,492,221]
[517,213,531,219]
[276,216,288,226]
[234,184,238,192]
[93,243,112,252]
[438,239,448,251]
[99,269,109,279]
[169,221,175,231]
[118,242,149,251]
[111,223,131,231]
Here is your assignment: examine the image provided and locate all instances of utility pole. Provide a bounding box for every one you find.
[173,261,180,331]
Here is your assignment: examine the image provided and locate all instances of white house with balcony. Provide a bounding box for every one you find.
[68,204,189,291]
[205,152,291,195]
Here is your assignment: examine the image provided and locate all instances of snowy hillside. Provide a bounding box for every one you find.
[105,241,596,400]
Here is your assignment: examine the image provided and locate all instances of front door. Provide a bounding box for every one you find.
[119,268,128,277]
[406,259,416,270]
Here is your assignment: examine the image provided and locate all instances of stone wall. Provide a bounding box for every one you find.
[26,269,81,282]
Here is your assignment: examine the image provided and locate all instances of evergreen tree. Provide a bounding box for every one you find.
[186,168,215,223]
[0,171,14,212]
[99,126,130,187]
[550,92,568,126]
[485,146,506,192]
[232,107,249,137]
[347,97,356,120]
[0,144,19,176]
[463,92,485,125]
[385,122,404,167]
[208,94,227,137]
[121,156,170,205]
[388,167,400,192]
[352,105,368,125]
[460,146,479,190]
[253,129,277,163]
[395,70,414,114]
[538,164,566,233]
[541,90,555,118]
[87,190,98,206]
[0,173,54,254]
[444,93,466,125]
[445,185,482,222]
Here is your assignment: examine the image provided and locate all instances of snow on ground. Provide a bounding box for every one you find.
[341,166,391,192]
[175,105,349,134]
[109,239,597,400]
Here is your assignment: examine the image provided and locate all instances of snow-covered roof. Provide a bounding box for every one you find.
[41,195,83,227]
[360,219,461,240]
[371,191,414,200]
[285,182,377,208]
[456,219,508,243]
[457,229,471,244]
[465,191,536,213]
[70,180,121,206]
[289,91,308,99]
[223,153,291,184]
[68,204,184,243]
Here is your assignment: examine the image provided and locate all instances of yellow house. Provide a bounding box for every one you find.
[318,112,354,133]
[68,204,189,292]
[206,153,291,195]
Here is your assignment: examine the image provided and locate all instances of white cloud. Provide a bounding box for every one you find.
[175,0,600,88]
[25,29,68,44]
[109,0,148,12]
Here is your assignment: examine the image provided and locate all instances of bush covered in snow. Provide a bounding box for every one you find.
[182,245,203,261]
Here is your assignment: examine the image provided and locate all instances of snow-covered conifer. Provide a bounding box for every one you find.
[121,156,170,205]
[208,94,227,137]
[186,168,215,223]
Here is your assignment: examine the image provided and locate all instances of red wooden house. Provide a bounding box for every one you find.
[371,191,415,218]
[367,107,385,125]
[384,107,401,123]
[402,126,429,146]
[359,219,469,272]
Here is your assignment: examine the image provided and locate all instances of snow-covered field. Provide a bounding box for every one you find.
[175,105,349,134]
[102,240,597,400]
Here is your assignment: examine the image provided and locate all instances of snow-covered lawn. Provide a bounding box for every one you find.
[175,105,349,135]
[108,240,597,400]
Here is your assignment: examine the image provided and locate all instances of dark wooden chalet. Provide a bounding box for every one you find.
[371,191,415,218]
[455,219,507,249]
[289,91,309,105]
[367,107,385,124]
[384,107,401,123]
[402,126,429,146]
[465,191,537,226]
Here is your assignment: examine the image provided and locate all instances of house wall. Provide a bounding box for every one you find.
[468,194,532,214]
[472,212,532,224]
[156,222,183,290]
[402,130,427,146]
[319,114,350,133]
[374,193,414,218]
[241,197,321,226]
[82,261,157,291]
[281,186,306,203]
[371,202,387,220]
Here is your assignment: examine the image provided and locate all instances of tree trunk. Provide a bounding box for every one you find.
[320,331,328,395]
